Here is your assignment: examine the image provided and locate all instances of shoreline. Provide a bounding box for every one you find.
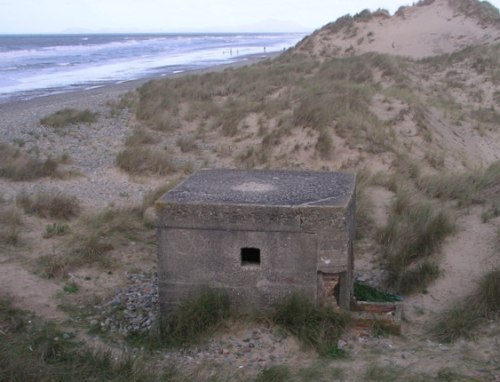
[0,52,280,113]
[0,50,282,207]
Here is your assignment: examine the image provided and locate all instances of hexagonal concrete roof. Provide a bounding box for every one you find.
[162,169,356,207]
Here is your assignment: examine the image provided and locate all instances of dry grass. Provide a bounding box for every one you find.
[474,268,500,319]
[431,268,500,343]
[36,255,68,279]
[133,52,407,165]
[124,129,156,146]
[417,161,500,206]
[116,122,177,176]
[67,205,148,267]
[449,0,500,26]
[0,143,62,181]
[315,129,333,159]
[40,184,170,272]
[354,169,375,239]
[40,108,97,127]
[141,180,181,212]
[16,192,81,220]
[176,136,198,153]
[116,146,176,176]
[0,201,23,247]
[379,190,455,294]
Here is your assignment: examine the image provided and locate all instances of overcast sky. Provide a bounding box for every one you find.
[1,0,499,34]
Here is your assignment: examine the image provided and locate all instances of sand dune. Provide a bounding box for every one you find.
[298,0,500,58]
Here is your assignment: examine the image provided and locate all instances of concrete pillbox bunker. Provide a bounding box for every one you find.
[156,169,356,315]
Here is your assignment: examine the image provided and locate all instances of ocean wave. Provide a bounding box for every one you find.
[0,33,306,100]
[0,37,159,61]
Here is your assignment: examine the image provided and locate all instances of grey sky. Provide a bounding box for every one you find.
[1,0,499,33]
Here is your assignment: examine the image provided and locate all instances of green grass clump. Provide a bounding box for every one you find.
[431,268,500,343]
[271,292,349,356]
[17,192,80,220]
[43,222,70,238]
[379,190,455,294]
[63,282,79,294]
[0,298,173,382]
[156,288,230,348]
[0,143,62,181]
[40,108,97,127]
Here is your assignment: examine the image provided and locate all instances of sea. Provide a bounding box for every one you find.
[0,33,305,103]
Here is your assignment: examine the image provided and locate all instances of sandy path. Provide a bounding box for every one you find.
[0,261,64,320]
[407,211,499,321]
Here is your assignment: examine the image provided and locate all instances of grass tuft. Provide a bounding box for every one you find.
[0,143,62,181]
[474,268,500,319]
[379,190,454,294]
[116,146,176,176]
[270,292,349,356]
[155,288,230,348]
[40,108,97,127]
[431,303,483,343]
[141,180,181,212]
[43,222,70,238]
[17,192,81,220]
[431,268,500,343]
[124,129,156,146]
[315,129,333,159]
[37,255,68,279]
[388,261,440,295]
[0,203,23,247]
[176,137,198,153]
[417,161,500,206]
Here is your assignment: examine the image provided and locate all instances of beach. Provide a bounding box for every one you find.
[0,52,279,207]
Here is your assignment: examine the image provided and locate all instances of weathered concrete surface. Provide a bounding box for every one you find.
[157,169,356,315]
[162,169,355,207]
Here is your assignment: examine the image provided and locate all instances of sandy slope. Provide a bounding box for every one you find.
[298,0,500,58]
